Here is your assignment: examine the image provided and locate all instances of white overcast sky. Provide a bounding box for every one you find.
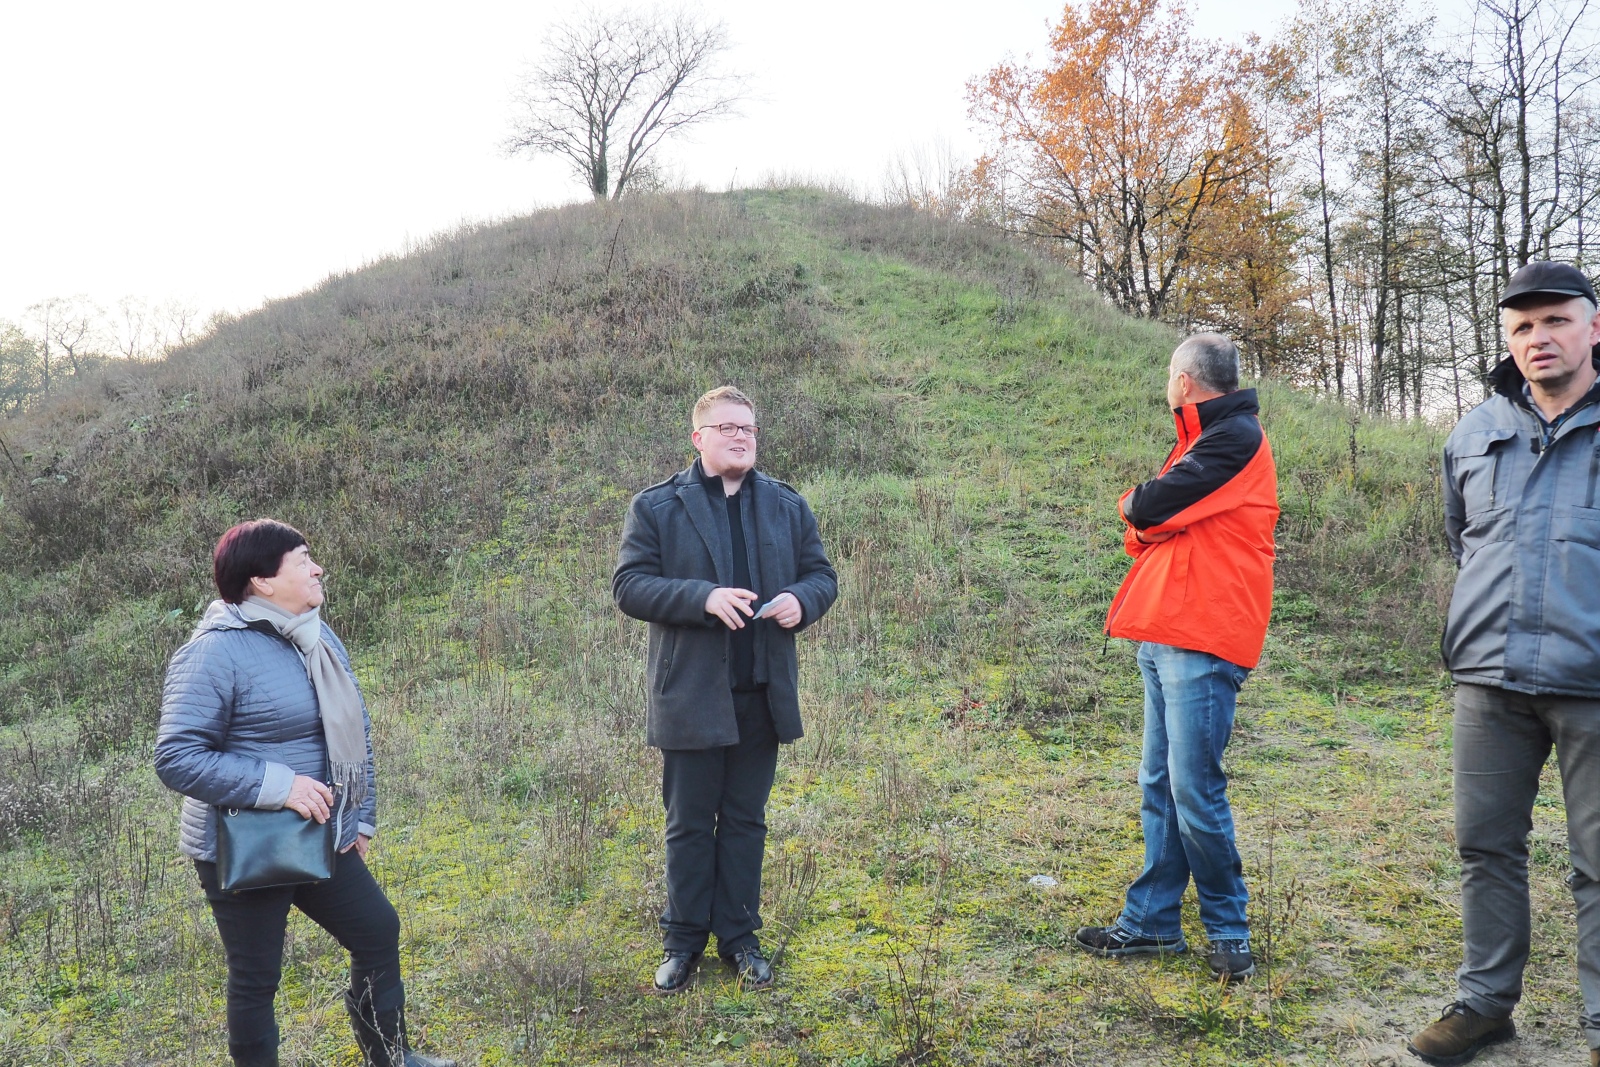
[0,0,1303,328]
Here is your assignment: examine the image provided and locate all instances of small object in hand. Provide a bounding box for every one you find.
[753,600,780,619]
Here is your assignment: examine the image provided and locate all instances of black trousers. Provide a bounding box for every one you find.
[660,689,780,956]
[195,847,403,1048]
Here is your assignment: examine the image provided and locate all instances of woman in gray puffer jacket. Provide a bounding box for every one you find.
[155,519,453,1067]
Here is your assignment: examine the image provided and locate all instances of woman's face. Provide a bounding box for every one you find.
[249,545,325,615]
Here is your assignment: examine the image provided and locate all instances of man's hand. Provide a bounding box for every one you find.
[763,591,804,629]
[706,587,758,630]
[284,775,333,823]
[341,834,372,859]
[1121,496,1184,543]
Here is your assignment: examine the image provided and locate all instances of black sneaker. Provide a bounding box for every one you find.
[1073,924,1188,957]
[1207,939,1255,982]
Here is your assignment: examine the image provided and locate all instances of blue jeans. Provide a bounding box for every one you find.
[1115,642,1251,943]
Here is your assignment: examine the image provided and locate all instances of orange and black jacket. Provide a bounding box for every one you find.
[1104,389,1278,669]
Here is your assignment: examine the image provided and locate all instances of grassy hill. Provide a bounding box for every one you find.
[0,189,1575,1065]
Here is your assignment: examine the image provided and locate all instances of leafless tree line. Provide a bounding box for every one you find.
[0,297,202,415]
[918,0,1600,420]
[1281,0,1600,418]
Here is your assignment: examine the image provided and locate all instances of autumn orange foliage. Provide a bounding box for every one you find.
[968,0,1309,364]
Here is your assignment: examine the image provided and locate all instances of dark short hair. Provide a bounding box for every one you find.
[213,519,308,603]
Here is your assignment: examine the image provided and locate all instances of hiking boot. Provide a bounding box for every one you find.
[1073,924,1188,957]
[344,992,456,1067]
[1207,939,1255,982]
[1405,1001,1515,1066]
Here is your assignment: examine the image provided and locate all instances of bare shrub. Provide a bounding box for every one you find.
[468,929,594,1054]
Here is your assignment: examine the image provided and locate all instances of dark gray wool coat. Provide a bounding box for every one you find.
[613,461,838,749]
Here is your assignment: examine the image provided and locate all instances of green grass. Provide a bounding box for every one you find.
[0,189,1584,1064]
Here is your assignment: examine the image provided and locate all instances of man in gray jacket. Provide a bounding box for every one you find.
[613,386,837,994]
[1409,262,1600,1067]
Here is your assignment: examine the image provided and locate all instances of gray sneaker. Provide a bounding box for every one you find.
[1207,939,1255,982]
[1073,924,1188,957]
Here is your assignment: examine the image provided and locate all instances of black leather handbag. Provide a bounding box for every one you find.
[215,806,336,891]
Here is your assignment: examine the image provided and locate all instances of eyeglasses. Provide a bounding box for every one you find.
[697,422,759,438]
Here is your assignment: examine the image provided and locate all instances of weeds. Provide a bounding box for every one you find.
[0,188,1545,1064]
[1254,802,1305,1043]
[764,845,820,966]
[470,929,593,1057]
[880,835,957,1066]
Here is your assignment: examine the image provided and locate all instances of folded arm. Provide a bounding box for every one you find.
[1122,416,1263,536]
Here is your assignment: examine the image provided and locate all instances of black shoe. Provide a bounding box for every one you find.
[1073,924,1188,957]
[1406,1002,1515,1066]
[722,946,775,990]
[652,951,702,994]
[1207,939,1255,982]
[344,992,457,1067]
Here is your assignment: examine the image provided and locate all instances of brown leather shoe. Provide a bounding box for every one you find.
[1589,1048,1597,1067]
[1406,1002,1515,1065]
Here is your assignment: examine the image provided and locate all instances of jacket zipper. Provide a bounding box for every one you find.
[259,624,348,850]
[1589,436,1600,510]
[1104,408,1196,651]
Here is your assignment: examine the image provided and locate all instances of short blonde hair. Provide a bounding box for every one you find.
[692,385,757,429]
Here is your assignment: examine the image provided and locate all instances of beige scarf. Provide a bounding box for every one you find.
[229,596,369,811]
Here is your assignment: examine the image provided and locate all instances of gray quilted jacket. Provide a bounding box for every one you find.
[1442,355,1600,696]
[154,605,377,862]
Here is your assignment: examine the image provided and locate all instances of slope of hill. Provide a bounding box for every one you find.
[0,190,1571,1065]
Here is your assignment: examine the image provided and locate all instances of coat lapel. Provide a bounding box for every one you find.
[676,469,733,587]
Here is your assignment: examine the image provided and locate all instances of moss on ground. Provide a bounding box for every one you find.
[0,190,1581,1064]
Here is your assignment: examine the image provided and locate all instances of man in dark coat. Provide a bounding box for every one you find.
[613,385,837,993]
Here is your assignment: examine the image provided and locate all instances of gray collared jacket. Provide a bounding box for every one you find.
[613,461,838,749]
[1442,356,1600,696]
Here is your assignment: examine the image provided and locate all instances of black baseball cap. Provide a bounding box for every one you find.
[1498,261,1598,308]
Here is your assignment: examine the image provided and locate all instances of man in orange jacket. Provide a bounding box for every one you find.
[1075,332,1279,982]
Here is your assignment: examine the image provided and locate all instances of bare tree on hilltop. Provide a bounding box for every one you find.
[505,6,742,200]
